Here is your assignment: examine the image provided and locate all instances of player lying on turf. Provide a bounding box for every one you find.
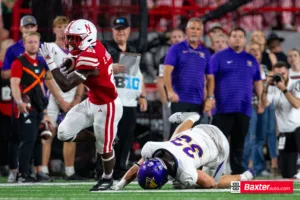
[112,112,254,190]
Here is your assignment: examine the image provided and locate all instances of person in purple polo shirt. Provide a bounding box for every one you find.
[163,18,215,139]
[211,27,263,175]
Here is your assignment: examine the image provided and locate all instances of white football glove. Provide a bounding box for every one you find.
[110,183,124,190]
[39,43,56,70]
[60,66,69,76]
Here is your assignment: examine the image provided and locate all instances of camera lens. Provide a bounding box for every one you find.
[272,74,282,83]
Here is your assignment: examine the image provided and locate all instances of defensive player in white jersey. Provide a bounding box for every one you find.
[39,19,123,191]
[41,16,85,180]
[113,112,254,190]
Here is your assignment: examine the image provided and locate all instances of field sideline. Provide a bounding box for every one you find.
[0,180,300,200]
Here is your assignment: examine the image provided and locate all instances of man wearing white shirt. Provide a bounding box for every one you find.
[41,16,84,180]
[262,61,300,179]
[287,48,300,171]
[288,48,300,79]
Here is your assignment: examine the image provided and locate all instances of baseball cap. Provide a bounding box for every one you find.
[20,15,37,27]
[112,17,129,29]
[208,22,222,33]
[267,32,284,45]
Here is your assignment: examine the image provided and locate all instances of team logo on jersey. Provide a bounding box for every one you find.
[182,50,188,53]
[247,60,252,67]
[199,52,205,58]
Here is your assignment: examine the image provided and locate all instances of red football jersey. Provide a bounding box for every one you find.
[75,40,117,105]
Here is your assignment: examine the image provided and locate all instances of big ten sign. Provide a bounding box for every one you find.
[115,76,140,90]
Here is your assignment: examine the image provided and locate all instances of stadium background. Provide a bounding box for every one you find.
[3,0,300,172]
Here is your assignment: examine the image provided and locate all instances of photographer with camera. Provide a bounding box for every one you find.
[262,61,300,179]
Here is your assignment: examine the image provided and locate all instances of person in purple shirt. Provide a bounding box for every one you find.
[163,18,215,139]
[210,27,263,175]
[1,15,40,79]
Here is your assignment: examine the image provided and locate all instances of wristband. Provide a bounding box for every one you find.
[283,89,288,94]
[207,95,214,100]
[16,100,23,105]
[47,60,57,71]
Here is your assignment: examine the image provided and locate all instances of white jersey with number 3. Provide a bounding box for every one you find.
[141,124,229,187]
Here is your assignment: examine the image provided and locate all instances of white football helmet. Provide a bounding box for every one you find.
[64,19,97,55]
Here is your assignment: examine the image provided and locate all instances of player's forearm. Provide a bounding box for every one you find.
[216,174,241,189]
[115,159,144,190]
[196,170,216,189]
[123,165,139,183]
[51,68,78,93]
[114,165,139,190]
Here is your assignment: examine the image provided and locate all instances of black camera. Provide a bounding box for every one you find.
[271,74,282,83]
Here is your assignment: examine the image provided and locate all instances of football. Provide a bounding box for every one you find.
[40,120,53,140]
[21,93,31,108]
[60,57,76,74]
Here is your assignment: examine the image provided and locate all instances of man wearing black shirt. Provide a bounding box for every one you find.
[102,17,148,180]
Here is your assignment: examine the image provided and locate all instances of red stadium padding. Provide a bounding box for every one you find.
[10,0,300,41]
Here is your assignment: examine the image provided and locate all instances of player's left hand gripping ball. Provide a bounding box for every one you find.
[60,57,76,76]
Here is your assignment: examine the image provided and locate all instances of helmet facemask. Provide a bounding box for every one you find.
[65,34,82,55]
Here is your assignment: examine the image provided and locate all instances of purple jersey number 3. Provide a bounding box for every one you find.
[170,135,203,159]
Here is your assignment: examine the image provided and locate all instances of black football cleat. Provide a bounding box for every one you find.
[36,172,53,182]
[89,178,113,192]
[17,174,36,183]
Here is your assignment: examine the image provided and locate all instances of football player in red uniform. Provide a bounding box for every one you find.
[39,19,123,191]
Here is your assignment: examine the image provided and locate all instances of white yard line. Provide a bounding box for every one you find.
[1,180,300,187]
[0,180,300,191]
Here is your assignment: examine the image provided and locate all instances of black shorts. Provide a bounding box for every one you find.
[279,127,300,153]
